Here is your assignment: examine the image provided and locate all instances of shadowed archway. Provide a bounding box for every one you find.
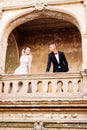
[1,9,82,73]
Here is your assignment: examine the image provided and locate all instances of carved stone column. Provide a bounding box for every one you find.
[12,81,18,94]
[81,70,87,99]
[4,81,9,94]
[79,1,87,70]
[1,40,8,74]
[82,34,87,70]
[0,33,7,74]
[84,0,87,38]
[0,42,3,74]
[0,10,3,74]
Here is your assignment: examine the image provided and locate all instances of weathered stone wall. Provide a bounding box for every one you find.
[21,27,82,73]
[5,34,19,74]
[6,27,81,74]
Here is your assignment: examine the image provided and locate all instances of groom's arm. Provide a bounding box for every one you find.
[62,52,69,72]
[46,54,51,72]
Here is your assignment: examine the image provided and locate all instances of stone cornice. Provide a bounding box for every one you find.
[0,100,87,109]
[0,100,87,129]
[0,0,83,10]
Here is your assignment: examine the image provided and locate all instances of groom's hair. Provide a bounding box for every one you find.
[50,43,57,48]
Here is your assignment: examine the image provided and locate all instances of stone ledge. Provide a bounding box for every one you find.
[0,0,83,10]
[0,122,87,129]
[0,100,87,108]
[0,100,87,129]
[0,93,84,102]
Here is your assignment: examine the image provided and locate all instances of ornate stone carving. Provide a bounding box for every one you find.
[34,0,47,10]
[31,121,47,130]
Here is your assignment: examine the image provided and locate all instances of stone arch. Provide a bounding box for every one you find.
[0,7,84,73]
[3,9,82,40]
[5,33,19,74]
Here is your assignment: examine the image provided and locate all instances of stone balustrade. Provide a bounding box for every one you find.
[0,71,87,101]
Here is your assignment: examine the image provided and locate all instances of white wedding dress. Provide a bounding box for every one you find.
[14,55,30,74]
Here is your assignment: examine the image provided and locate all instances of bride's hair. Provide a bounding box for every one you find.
[21,47,32,56]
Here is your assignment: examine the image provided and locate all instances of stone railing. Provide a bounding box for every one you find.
[0,71,87,101]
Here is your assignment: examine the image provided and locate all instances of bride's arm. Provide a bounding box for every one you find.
[28,56,32,73]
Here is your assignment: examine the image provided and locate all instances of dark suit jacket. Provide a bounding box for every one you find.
[46,51,69,72]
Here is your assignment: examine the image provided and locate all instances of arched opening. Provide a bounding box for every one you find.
[4,10,82,74]
[5,33,19,74]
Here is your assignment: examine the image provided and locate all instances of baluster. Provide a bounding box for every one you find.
[8,82,13,93]
[47,81,52,93]
[43,81,48,93]
[0,82,3,94]
[67,81,73,93]
[27,82,32,93]
[4,81,9,94]
[21,81,28,94]
[77,80,82,92]
[52,80,57,93]
[32,81,37,94]
[57,81,63,92]
[37,81,43,93]
[63,80,68,93]
[12,81,19,94]
[17,81,23,93]
[73,80,78,92]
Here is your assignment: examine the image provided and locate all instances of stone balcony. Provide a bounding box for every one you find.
[0,71,87,101]
[0,72,87,129]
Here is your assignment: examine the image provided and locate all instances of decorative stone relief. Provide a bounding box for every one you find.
[0,0,47,10]
[34,0,47,10]
[0,113,84,124]
[31,121,47,130]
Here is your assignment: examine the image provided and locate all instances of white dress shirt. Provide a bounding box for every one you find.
[55,52,59,64]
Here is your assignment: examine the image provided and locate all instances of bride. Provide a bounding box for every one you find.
[14,47,32,74]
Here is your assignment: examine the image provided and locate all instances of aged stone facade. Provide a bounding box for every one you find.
[0,0,87,74]
[6,28,82,73]
[0,0,87,130]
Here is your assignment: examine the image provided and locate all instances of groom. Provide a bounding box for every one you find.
[46,43,69,72]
